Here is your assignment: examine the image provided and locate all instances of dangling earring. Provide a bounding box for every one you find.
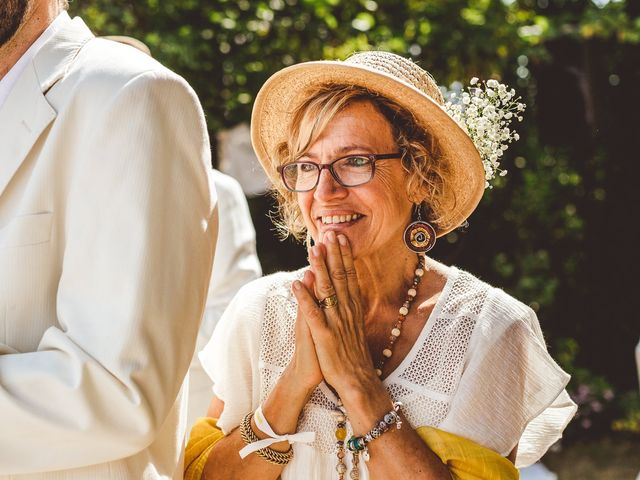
[305,231,315,250]
[403,204,437,253]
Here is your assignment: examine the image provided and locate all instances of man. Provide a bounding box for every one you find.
[0,1,217,478]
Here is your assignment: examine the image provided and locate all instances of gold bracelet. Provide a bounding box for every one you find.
[239,412,293,466]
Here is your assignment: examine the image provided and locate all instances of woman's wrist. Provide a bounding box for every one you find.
[337,376,393,435]
[333,366,382,403]
[258,367,314,442]
[282,360,320,399]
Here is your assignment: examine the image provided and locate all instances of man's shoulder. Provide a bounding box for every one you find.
[70,37,181,89]
[43,33,202,128]
[32,14,193,108]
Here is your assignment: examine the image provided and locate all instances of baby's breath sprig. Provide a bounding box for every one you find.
[442,77,526,188]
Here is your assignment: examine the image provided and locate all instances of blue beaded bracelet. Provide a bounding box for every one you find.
[346,402,403,453]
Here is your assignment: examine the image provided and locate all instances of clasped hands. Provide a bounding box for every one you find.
[290,230,380,402]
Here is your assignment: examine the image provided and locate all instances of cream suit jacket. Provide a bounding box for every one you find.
[0,13,217,479]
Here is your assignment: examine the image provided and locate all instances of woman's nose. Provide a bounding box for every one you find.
[313,167,347,201]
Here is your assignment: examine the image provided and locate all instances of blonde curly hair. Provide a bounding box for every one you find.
[271,83,454,242]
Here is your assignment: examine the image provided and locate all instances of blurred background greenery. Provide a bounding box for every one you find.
[68,0,639,458]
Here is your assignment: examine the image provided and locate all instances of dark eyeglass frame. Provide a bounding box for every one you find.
[277,152,404,192]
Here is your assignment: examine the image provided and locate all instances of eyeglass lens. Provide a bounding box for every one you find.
[282,156,374,191]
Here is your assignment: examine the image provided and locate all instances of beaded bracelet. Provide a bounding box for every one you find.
[239,412,293,466]
[346,402,403,454]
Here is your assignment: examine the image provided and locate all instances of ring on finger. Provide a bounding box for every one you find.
[318,294,338,309]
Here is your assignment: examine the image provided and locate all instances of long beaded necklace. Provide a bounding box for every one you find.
[332,255,425,480]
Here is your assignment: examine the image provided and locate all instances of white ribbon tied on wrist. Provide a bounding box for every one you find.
[238,405,316,459]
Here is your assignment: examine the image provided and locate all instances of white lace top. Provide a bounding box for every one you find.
[199,266,576,478]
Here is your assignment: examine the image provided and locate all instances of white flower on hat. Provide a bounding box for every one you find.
[442,78,526,188]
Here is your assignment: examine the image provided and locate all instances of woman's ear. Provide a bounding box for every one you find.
[404,169,430,205]
[407,188,429,206]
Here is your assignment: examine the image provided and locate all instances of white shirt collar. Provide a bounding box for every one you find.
[0,11,69,110]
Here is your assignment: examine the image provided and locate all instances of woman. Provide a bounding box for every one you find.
[186,51,576,479]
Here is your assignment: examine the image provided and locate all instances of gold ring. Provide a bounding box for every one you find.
[318,294,338,309]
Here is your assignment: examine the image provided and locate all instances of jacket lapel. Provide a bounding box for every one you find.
[0,13,93,197]
[0,63,56,197]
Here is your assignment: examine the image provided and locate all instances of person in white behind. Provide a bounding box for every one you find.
[187,170,262,429]
[0,0,217,478]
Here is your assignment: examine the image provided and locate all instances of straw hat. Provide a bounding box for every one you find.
[251,51,485,237]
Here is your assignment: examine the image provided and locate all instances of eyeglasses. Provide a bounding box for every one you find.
[277,152,403,192]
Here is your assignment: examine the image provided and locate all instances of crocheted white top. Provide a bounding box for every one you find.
[199,266,576,479]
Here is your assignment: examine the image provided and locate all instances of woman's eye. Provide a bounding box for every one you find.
[299,163,316,173]
[345,156,370,167]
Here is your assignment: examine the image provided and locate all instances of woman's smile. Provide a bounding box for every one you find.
[316,211,364,233]
[319,213,363,225]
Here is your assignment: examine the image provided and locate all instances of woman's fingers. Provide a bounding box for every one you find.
[292,274,327,332]
[295,271,316,334]
[308,243,342,323]
[336,234,361,300]
[301,268,315,293]
[291,274,324,389]
[321,231,351,308]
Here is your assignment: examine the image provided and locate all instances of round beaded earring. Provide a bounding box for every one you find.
[403,204,436,253]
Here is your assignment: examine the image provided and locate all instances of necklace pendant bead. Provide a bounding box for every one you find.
[336,463,347,474]
[408,288,417,297]
[332,409,346,421]
[415,267,424,277]
[375,368,382,377]
[398,306,409,315]
[391,327,401,337]
[382,348,392,358]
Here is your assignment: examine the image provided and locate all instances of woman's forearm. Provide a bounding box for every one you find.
[366,427,452,479]
[260,367,316,440]
[340,379,452,480]
[202,368,314,480]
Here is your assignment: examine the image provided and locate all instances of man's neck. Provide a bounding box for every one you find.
[0,1,63,79]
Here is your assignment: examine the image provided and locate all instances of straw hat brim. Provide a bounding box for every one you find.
[251,60,485,237]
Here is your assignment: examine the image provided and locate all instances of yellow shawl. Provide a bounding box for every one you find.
[184,417,519,480]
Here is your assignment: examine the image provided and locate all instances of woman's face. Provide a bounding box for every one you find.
[296,100,414,259]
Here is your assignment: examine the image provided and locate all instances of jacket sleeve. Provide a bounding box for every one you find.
[0,69,218,473]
